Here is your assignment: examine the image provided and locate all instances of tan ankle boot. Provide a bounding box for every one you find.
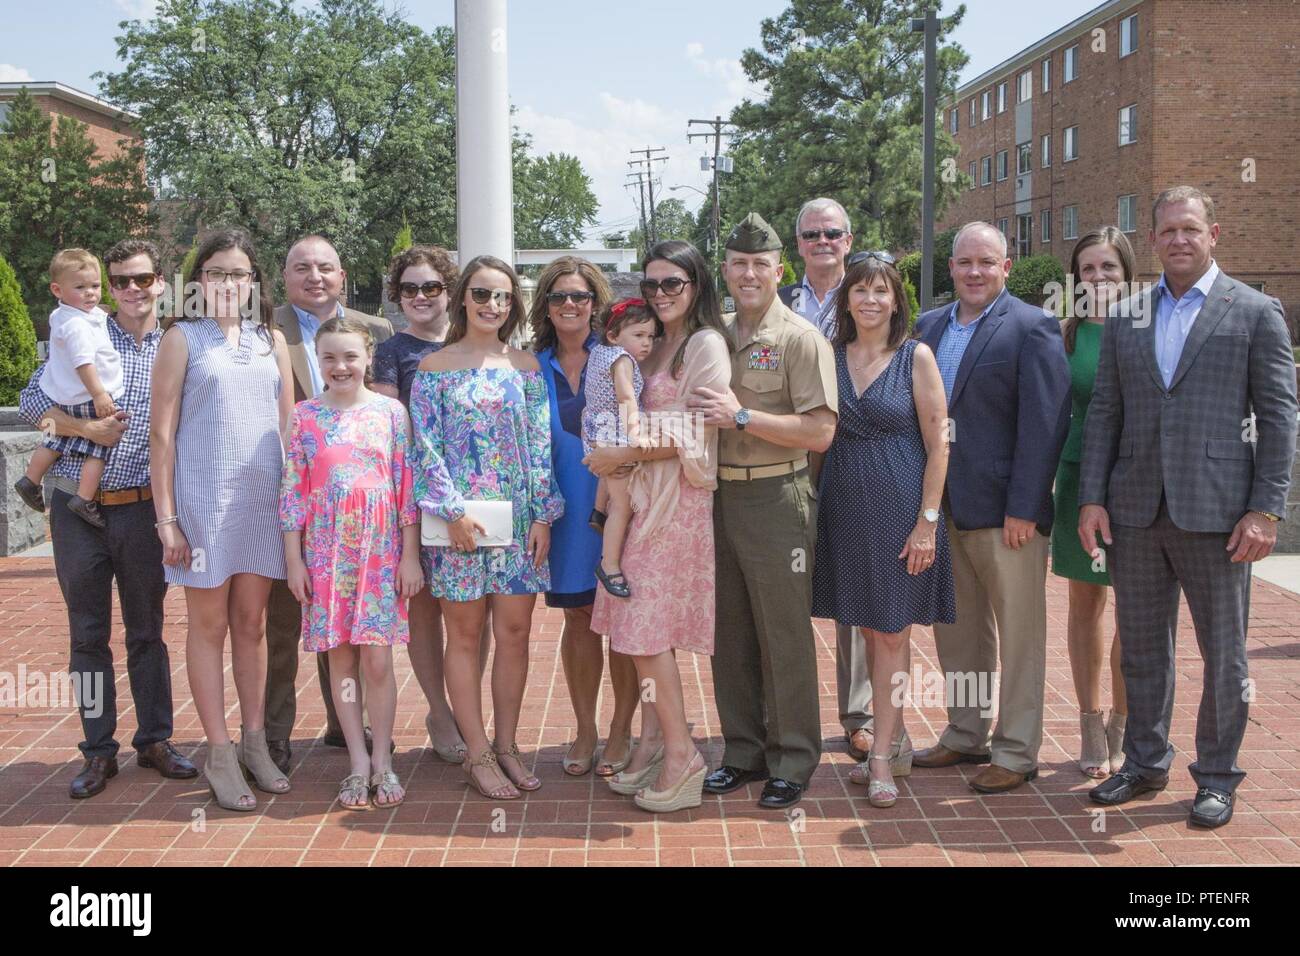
[238,726,291,794]
[205,741,255,812]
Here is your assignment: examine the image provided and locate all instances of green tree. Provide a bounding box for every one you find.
[1007,254,1065,306]
[722,0,968,269]
[512,144,598,248]
[0,253,37,405]
[0,87,154,324]
[390,216,413,259]
[627,197,698,259]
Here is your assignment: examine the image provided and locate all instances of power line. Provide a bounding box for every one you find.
[687,116,737,267]
[628,146,668,246]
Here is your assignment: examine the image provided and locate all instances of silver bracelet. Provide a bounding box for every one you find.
[154,515,179,528]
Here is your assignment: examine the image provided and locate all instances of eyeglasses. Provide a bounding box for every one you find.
[469,287,513,306]
[203,269,254,284]
[399,281,446,299]
[545,291,596,306]
[800,229,847,242]
[848,250,896,266]
[107,273,160,291]
[638,277,693,298]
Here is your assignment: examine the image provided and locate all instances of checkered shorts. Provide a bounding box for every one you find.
[40,399,112,460]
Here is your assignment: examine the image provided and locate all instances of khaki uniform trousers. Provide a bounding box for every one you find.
[711,469,823,785]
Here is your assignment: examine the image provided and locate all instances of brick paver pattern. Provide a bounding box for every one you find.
[1,555,1297,867]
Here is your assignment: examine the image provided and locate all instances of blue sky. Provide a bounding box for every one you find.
[1,0,1101,238]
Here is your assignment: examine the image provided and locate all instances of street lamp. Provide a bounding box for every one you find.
[668,184,708,199]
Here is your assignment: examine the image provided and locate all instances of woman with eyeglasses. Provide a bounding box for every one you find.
[409,255,564,800]
[528,256,641,777]
[149,227,295,811]
[370,245,492,767]
[585,241,730,812]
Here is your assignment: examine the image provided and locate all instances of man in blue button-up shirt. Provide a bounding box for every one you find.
[17,239,197,798]
[912,221,1070,794]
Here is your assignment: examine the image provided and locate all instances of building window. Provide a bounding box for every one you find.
[997,82,1007,113]
[1063,205,1079,240]
[968,161,977,190]
[981,156,992,185]
[1016,214,1033,259]
[981,90,991,120]
[1118,194,1137,232]
[949,108,958,134]
[970,98,977,125]
[1018,71,1032,103]
[1064,125,1079,161]
[996,150,1008,180]
[1120,13,1138,57]
[998,218,1010,240]
[1017,142,1032,175]
[1041,132,1052,167]
[1119,104,1137,145]
[1042,57,1051,93]
[1064,45,1078,82]
[1041,209,1052,243]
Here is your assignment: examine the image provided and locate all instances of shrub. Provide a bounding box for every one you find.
[0,253,38,405]
[1007,255,1066,305]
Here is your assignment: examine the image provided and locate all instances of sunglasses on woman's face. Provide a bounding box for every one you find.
[545,291,596,306]
[107,273,160,291]
[848,250,896,266]
[638,277,692,298]
[469,287,513,306]
[399,280,445,299]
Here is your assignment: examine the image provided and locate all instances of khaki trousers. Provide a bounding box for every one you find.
[932,520,1048,773]
[835,623,873,734]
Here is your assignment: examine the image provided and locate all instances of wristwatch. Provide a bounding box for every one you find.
[1252,510,1281,522]
[922,508,941,523]
[734,407,751,431]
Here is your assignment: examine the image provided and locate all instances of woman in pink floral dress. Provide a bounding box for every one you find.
[587,241,730,813]
[280,318,423,810]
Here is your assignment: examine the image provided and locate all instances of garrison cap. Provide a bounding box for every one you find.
[725,212,782,253]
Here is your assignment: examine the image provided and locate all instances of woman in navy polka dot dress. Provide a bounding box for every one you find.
[812,254,955,808]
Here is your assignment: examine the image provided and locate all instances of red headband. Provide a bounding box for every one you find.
[606,298,646,328]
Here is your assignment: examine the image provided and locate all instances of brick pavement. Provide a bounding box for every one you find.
[1,555,1297,867]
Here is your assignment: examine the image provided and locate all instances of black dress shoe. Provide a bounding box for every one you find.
[1089,768,1169,805]
[266,738,291,775]
[135,740,198,779]
[1189,788,1234,829]
[758,778,804,810]
[703,765,767,795]
[70,756,118,799]
[322,727,394,755]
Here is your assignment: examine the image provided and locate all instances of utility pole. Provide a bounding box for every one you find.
[911,10,938,312]
[626,170,651,252]
[628,147,668,246]
[687,116,737,272]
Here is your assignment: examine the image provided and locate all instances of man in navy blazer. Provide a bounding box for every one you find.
[911,221,1070,793]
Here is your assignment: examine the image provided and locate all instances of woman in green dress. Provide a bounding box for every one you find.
[1052,226,1136,779]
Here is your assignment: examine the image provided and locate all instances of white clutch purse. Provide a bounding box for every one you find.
[421,500,513,548]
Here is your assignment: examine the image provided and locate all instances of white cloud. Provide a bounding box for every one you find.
[683,42,767,115]
[0,64,33,83]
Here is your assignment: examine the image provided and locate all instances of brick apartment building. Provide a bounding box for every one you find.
[0,81,141,161]
[939,0,1300,331]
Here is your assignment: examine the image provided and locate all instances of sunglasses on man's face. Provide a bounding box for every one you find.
[545,291,596,306]
[399,280,445,299]
[638,277,692,298]
[800,229,847,242]
[107,273,160,291]
[469,287,513,306]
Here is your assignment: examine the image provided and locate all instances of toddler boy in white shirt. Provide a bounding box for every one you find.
[12,248,124,528]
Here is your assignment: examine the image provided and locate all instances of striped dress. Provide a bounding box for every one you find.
[165,317,287,588]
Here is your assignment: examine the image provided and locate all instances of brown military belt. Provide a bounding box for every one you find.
[96,485,152,506]
[717,457,807,482]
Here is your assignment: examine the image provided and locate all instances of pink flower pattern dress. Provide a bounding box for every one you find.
[591,370,715,656]
[279,395,418,651]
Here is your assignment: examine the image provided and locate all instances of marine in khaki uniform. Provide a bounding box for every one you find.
[687,213,838,809]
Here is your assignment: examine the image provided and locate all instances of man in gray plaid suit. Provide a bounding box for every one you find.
[1078,186,1298,829]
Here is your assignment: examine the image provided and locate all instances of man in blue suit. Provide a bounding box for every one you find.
[911,221,1071,793]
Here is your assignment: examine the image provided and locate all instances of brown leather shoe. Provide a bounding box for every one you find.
[267,738,291,775]
[136,740,199,779]
[70,755,119,798]
[912,743,991,768]
[847,728,871,762]
[969,764,1039,793]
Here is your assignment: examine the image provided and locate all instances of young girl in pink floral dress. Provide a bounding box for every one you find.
[280,317,423,810]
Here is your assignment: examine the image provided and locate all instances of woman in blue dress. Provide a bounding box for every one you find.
[530,256,639,777]
[811,254,955,808]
